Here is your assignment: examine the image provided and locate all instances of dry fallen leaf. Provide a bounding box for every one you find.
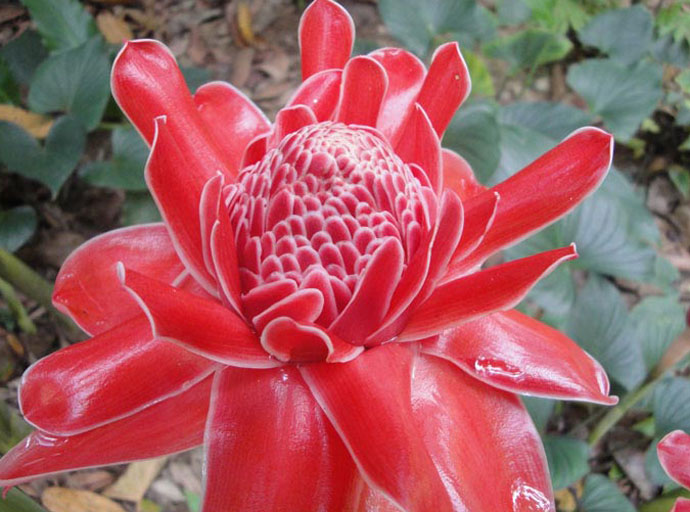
[96,12,133,44]
[42,487,126,512]
[0,105,53,139]
[104,457,167,503]
[236,1,255,45]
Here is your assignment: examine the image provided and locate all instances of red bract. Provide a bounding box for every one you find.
[657,431,690,512]
[0,1,617,510]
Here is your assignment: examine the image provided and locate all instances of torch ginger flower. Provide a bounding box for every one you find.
[657,431,690,512]
[0,1,617,510]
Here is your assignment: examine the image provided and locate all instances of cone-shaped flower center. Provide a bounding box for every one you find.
[228,122,431,329]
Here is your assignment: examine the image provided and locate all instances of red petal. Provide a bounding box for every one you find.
[286,69,342,122]
[416,42,471,138]
[241,132,269,169]
[400,245,577,341]
[210,217,242,313]
[0,376,212,486]
[199,174,223,282]
[330,237,404,345]
[460,127,614,270]
[146,116,219,294]
[442,148,486,200]
[19,316,216,435]
[261,317,363,363]
[422,310,617,405]
[252,288,323,332]
[369,48,425,144]
[411,354,555,511]
[202,366,360,512]
[269,105,318,148]
[300,344,452,511]
[672,498,690,512]
[658,430,690,488]
[119,266,278,368]
[111,41,228,174]
[53,224,184,336]
[335,56,388,127]
[395,104,442,194]
[299,0,354,79]
[193,81,270,178]
[353,485,400,512]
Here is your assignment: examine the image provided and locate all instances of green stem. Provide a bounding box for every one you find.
[98,121,122,131]
[0,277,36,334]
[588,376,664,447]
[0,248,80,337]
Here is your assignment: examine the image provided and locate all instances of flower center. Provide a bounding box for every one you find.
[227,122,430,331]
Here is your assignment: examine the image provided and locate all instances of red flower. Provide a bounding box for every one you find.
[658,431,690,512]
[0,1,617,510]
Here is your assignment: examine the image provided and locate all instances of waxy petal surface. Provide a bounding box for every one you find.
[458,127,613,270]
[202,367,360,512]
[395,104,442,194]
[412,354,555,512]
[194,81,270,177]
[300,344,453,512]
[442,148,486,200]
[286,69,342,122]
[658,430,690,488]
[146,116,219,294]
[401,245,577,341]
[53,224,184,336]
[672,498,690,512]
[0,376,212,487]
[335,56,388,127]
[299,0,354,79]
[120,267,278,368]
[421,310,617,404]
[416,42,471,138]
[20,316,216,436]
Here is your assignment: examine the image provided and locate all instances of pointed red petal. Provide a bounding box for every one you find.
[119,267,278,368]
[422,310,617,405]
[52,224,184,336]
[369,48,425,144]
[412,354,555,511]
[146,116,220,294]
[20,316,217,435]
[111,40,228,175]
[193,81,270,178]
[672,498,690,512]
[299,0,354,79]
[252,288,323,332]
[210,217,242,313]
[286,69,342,122]
[269,105,318,148]
[395,104,442,194]
[0,376,212,487]
[330,237,404,344]
[416,42,471,138]
[658,430,690,488]
[300,344,453,511]
[460,127,614,269]
[241,132,269,168]
[261,317,363,363]
[442,148,486,200]
[202,366,360,511]
[335,56,388,127]
[400,245,577,341]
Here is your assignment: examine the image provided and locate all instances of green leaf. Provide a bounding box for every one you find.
[484,29,572,74]
[0,116,86,197]
[122,192,161,226]
[29,37,110,131]
[492,123,554,184]
[462,50,494,97]
[677,70,690,95]
[566,58,663,141]
[525,0,590,34]
[542,435,589,490]
[0,207,37,253]
[499,101,595,140]
[0,488,48,512]
[185,491,201,512]
[578,6,653,65]
[651,34,690,67]
[0,30,48,86]
[631,295,686,370]
[497,0,531,25]
[579,474,635,512]
[566,276,645,391]
[81,126,148,191]
[181,66,212,94]
[0,59,20,105]
[522,396,554,434]
[377,0,487,57]
[20,0,97,52]
[0,401,32,454]
[443,101,501,184]
[653,377,690,435]
[645,438,675,487]
[657,4,690,46]
[670,166,690,200]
